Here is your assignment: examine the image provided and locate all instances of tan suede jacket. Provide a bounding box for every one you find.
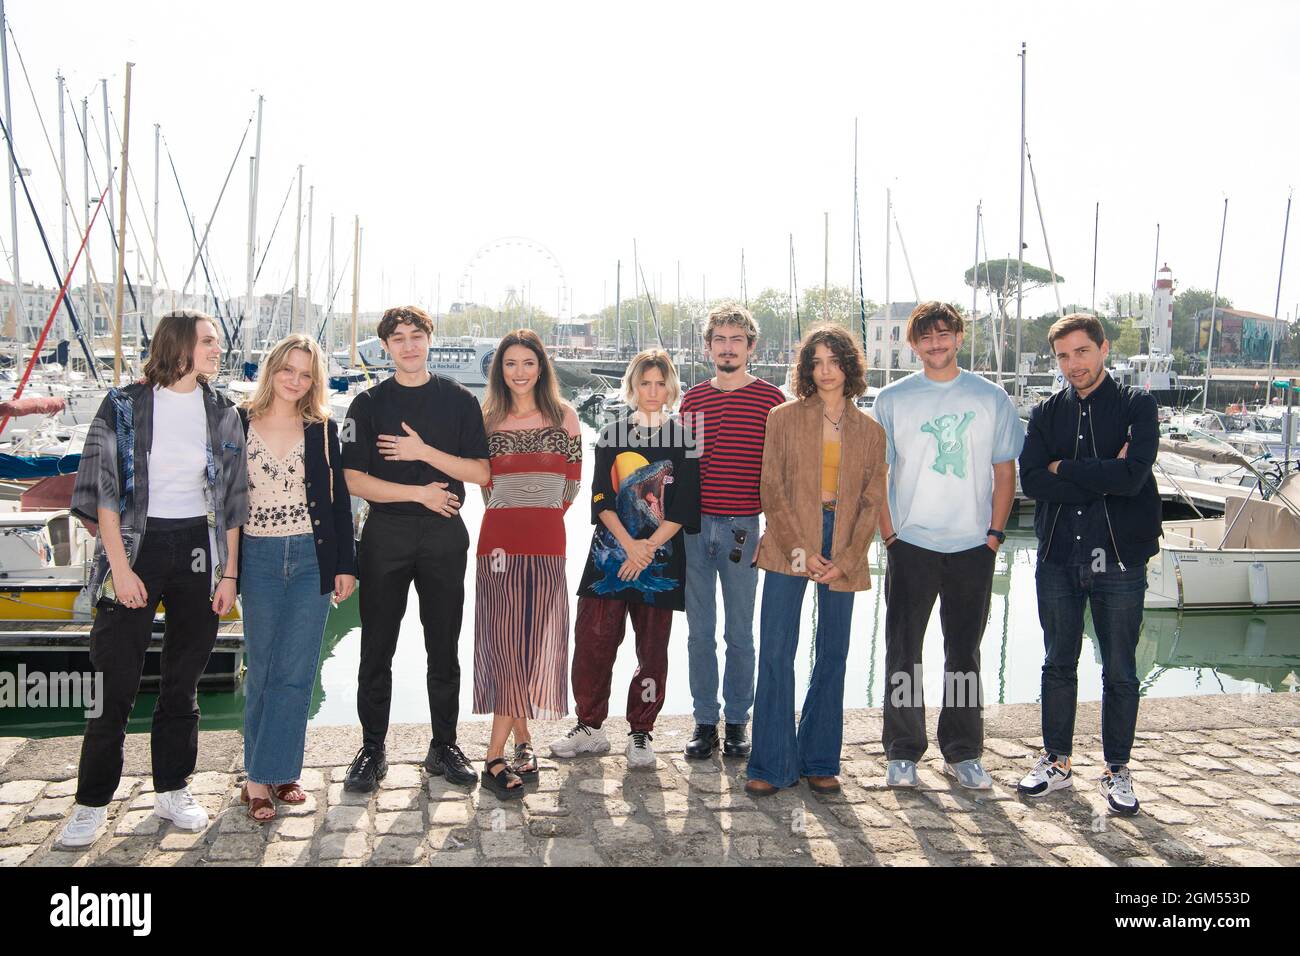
[756,394,888,592]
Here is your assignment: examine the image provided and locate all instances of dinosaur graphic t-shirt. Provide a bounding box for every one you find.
[871,369,1024,553]
[578,416,701,610]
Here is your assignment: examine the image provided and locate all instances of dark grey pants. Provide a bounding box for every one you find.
[882,539,995,763]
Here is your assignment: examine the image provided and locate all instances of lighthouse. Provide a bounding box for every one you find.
[1152,263,1175,356]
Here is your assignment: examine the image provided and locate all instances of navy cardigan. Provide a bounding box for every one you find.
[236,409,358,595]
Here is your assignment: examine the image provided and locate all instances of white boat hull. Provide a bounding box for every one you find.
[1146,515,1300,609]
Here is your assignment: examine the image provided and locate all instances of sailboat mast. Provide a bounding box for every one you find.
[1091,201,1099,315]
[102,79,114,305]
[971,202,981,371]
[1014,42,1026,401]
[350,216,359,366]
[243,94,263,362]
[1203,197,1228,411]
[152,124,160,292]
[82,97,92,331]
[884,188,891,379]
[850,118,857,301]
[1148,223,1161,349]
[59,72,68,341]
[305,184,314,338]
[0,0,26,338]
[326,213,334,352]
[112,62,133,386]
[822,211,829,322]
[614,260,621,357]
[291,165,302,333]
[1266,192,1291,406]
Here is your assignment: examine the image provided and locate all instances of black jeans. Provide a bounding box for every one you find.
[76,517,217,807]
[882,539,995,763]
[357,509,469,751]
[1035,561,1145,765]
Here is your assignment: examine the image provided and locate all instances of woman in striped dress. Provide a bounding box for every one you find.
[473,329,582,800]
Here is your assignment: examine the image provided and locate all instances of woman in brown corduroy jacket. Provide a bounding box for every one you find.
[745,324,887,797]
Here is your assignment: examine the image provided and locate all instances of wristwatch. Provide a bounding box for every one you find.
[986,528,1006,544]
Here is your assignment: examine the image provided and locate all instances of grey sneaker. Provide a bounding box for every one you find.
[886,759,919,788]
[942,758,993,790]
[1100,765,1140,816]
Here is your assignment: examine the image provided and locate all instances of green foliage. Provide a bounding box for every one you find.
[964,258,1063,291]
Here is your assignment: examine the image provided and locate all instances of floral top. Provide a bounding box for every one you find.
[245,426,312,537]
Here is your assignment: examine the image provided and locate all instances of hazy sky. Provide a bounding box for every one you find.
[5,1,1299,325]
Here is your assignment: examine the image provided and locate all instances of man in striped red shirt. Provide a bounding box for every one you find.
[679,302,787,760]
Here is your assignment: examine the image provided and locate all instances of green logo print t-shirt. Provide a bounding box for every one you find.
[870,370,1024,553]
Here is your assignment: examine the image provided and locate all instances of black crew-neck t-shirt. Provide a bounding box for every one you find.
[341,374,490,517]
[577,416,701,611]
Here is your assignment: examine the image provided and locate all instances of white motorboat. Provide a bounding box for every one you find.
[1146,482,1300,610]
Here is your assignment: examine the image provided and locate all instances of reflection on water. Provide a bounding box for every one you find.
[2,416,1296,738]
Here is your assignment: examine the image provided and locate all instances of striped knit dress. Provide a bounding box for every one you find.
[472,405,582,718]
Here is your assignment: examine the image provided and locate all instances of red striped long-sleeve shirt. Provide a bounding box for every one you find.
[678,377,787,516]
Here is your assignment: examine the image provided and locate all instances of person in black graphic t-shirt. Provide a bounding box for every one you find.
[340,306,490,792]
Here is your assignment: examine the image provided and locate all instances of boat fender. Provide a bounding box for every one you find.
[1248,561,1269,607]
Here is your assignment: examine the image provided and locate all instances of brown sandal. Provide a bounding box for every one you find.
[272,782,307,804]
[240,782,277,822]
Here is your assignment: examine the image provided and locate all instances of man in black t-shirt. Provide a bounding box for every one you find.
[340,306,491,792]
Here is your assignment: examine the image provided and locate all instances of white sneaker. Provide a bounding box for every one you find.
[1100,765,1140,816]
[1017,751,1073,798]
[154,786,209,831]
[549,722,610,758]
[625,731,656,770]
[57,803,107,847]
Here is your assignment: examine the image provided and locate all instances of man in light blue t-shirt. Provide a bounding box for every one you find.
[871,302,1024,790]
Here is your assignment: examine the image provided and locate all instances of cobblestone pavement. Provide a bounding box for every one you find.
[1,695,1297,867]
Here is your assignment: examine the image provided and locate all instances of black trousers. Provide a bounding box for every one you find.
[76,517,217,807]
[357,509,469,750]
[882,539,995,763]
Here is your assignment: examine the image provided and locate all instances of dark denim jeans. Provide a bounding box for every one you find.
[1035,560,1146,765]
[747,509,854,788]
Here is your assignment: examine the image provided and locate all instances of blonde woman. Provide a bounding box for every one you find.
[237,334,356,822]
[551,349,700,770]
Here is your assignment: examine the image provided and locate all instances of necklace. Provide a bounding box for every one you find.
[823,408,845,431]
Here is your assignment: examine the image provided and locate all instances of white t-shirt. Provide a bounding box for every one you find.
[147,385,209,518]
[870,369,1025,553]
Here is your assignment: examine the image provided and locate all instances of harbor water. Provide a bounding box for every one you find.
[2,416,1297,739]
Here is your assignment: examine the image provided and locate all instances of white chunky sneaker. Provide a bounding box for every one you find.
[1017,751,1073,797]
[549,721,610,758]
[625,731,656,769]
[154,786,209,831]
[886,759,919,788]
[1100,765,1140,816]
[57,803,107,847]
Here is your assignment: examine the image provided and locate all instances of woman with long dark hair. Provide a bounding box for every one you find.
[59,310,248,847]
[472,329,581,798]
[237,334,356,822]
[745,324,887,797]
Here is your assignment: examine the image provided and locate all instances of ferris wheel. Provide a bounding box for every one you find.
[457,236,570,322]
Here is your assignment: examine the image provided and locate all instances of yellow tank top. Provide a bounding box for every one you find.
[822,439,841,496]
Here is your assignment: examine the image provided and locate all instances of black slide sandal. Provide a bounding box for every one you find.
[481,757,525,801]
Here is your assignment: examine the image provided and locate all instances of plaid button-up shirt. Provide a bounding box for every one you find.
[71,380,249,602]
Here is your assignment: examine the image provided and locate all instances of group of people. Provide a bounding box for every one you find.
[57,296,1157,847]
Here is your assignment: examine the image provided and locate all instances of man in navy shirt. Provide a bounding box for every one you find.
[1017,313,1160,816]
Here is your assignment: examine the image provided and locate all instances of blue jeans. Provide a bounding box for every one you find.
[684,514,761,725]
[241,532,332,785]
[1035,560,1145,766]
[747,509,855,787]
